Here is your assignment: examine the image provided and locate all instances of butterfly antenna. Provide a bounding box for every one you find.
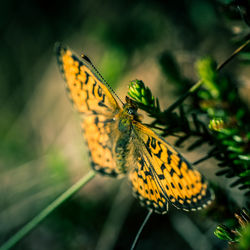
[81,54,124,105]
[130,209,153,250]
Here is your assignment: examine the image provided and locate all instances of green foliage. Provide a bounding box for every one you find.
[214,209,250,250]
[196,57,219,99]
[239,223,250,250]
[209,118,225,131]
[128,79,160,113]
[195,56,250,197]
[214,224,239,242]
[99,48,127,88]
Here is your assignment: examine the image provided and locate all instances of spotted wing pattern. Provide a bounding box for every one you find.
[129,156,169,214]
[82,114,122,177]
[56,44,120,115]
[130,121,213,212]
[56,44,122,176]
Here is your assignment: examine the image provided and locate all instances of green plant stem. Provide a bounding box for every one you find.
[0,170,96,250]
[130,209,153,250]
[216,39,250,71]
[165,39,250,113]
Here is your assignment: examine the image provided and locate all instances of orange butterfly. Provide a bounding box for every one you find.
[56,43,214,213]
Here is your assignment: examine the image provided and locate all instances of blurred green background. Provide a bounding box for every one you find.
[1,0,249,249]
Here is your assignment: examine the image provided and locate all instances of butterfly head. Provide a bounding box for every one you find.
[122,96,140,120]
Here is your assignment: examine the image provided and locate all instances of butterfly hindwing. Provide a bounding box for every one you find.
[130,121,213,212]
[129,155,169,214]
[82,114,122,177]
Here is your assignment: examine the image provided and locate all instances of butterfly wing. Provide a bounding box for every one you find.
[82,114,123,177]
[56,43,121,115]
[56,44,123,176]
[129,121,214,213]
[129,156,169,214]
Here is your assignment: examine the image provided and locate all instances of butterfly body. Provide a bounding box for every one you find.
[56,43,214,213]
[115,119,131,174]
[110,98,140,174]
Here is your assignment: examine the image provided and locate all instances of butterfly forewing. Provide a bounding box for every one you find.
[56,44,121,115]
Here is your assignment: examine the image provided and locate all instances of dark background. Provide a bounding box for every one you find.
[1,0,249,249]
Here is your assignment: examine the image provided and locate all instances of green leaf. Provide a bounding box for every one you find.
[128,79,160,111]
[214,225,238,242]
[238,155,250,161]
[196,57,219,98]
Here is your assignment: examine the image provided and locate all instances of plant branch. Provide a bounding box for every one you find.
[164,38,250,114]
[130,209,153,250]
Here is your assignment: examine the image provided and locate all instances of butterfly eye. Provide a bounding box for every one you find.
[128,108,134,115]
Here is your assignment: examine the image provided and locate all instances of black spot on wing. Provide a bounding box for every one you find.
[167,149,172,164]
[94,116,99,125]
[85,71,90,85]
[145,171,152,176]
[151,137,156,149]
[137,172,148,184]
[160,163,166,171]
[98,101,108,107]
[85,90,90,110]
[158,174,165,180]
[97,86,102,97]
[92,81,97,95]
[169,168,175,177]
[145,137,152,156]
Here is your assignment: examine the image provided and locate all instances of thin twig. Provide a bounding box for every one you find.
[130,210,153,250]
[164,39,250,113]
[0,170,96,250]
[216,39,250,71]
